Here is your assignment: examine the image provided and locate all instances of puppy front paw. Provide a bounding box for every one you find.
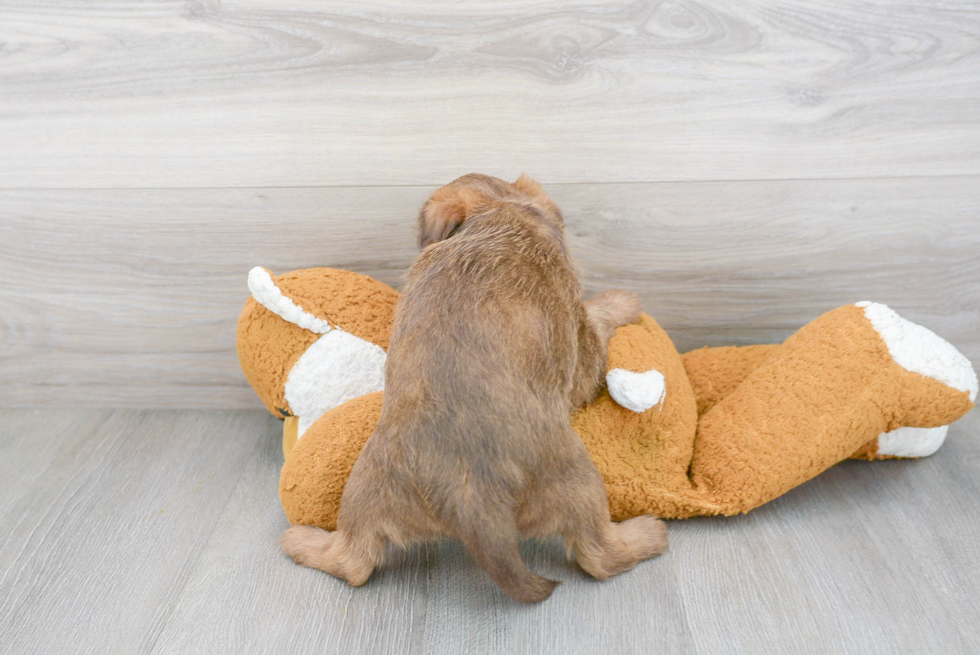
[588,289,642,329]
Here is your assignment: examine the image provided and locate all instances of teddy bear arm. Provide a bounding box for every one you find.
[602,321,672,413]
[279,392,384,530]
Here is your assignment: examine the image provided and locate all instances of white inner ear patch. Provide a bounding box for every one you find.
[285,329,387,438]
[248,266,333,334]
[606,368,666,413]
[857,301,978,402]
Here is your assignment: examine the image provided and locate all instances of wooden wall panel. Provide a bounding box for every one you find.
[1,1,978,187]
[1,178,976,408]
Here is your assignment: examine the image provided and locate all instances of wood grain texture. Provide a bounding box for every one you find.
[1,0,979,188]
[148,423,698,654]
[1,178,977,408]
[2,0,977,650]
[0,408,278,655]
[151,431,697,654]
[853,414,980,650]
[0,409,113,573]
[1,409,977,654]
[671,412,980,654]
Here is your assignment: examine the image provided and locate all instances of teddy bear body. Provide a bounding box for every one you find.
[237,268,977,530]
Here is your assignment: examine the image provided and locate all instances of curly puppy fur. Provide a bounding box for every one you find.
[282,174,667,602]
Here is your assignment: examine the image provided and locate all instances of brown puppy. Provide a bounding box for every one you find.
[281,174,667,602]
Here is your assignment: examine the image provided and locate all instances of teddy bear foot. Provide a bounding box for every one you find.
[857,302,977,454]
[876,425,949,458]
[857,301,978,404]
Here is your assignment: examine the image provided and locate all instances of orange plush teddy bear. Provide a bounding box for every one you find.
[237,267,977,528]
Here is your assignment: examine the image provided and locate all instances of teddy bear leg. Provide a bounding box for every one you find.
[682,344,959,462]
[688,303,976,515]
[681,344,780,417]
[845,302,977,460]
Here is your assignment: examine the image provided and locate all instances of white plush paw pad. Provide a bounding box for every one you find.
[606,368,666,413]
[877,425,948,458]
[857,302,978,402]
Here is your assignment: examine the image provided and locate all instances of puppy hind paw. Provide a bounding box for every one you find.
[510,574,561,603]
[281,525,335,569]
[616,515,668,561]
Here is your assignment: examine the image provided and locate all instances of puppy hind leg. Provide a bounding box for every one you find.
[458,514,559,603]
[544,453,667,580]
[282,460,389,586]
[281,524,383,587]
[568,518,667,580]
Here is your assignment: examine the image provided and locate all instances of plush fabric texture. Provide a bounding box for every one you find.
[248,266,333,334]
[876,425,949,458]
[680,342,961,463]
[236,268,976,528]
[606,369,665,413]
[574,317,701,521]
[236,268,398,418]
[858,301,979,401]
[686,304,974,515]
[682,344,778,417]
[279,392,383,530]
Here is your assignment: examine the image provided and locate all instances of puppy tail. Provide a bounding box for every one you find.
[459,521,559,603]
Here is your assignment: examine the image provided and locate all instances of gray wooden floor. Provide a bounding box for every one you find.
[1,408,978,654]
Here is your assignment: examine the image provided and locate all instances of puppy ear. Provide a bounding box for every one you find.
[417,185,487,249]
[513,173,547,200]
[513,173,562,221]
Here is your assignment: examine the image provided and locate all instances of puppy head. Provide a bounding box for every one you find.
[417,173,562,249]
